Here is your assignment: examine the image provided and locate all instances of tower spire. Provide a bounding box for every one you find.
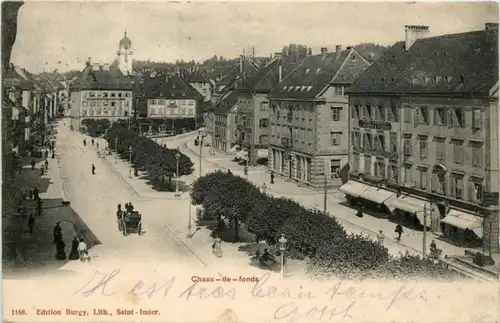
[124,29,127,37]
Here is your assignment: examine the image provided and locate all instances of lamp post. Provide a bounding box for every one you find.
[175,149,181,197]
[187,184,193,238]
[115,137,118,164]
[416,203,431,258]
[278,233,287,279]
[128,146,132,178]
[199,131,207,178]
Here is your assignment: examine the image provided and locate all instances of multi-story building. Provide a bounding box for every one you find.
[268,46,370,189]
[236,55,300,165]
[211,90,240,151]
[138,72,203,133]
[69,60,134,130]
[345,24,499,253]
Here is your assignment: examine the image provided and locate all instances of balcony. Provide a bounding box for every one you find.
[358,119,392,131]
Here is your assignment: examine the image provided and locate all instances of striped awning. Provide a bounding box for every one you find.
[360,186,396,204]
[441,209,483,238]
[339,181,370,198]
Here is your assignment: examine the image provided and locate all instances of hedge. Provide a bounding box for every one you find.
[191,171,464,280]
[105,120,194,191]
[81,119,110,137]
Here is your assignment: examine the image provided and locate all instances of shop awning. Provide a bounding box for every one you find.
[360,186,396,204]
[339,181,370,197]
[441,209,483,238]
[384,195,431,226]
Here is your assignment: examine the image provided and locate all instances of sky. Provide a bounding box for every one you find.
[10,1,499,73]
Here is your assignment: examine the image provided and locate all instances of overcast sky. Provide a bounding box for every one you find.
[10,1,498,73]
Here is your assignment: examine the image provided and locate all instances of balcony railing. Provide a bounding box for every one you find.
[358,119,392,131]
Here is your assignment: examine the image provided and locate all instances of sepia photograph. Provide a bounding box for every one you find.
[2,1,499,322]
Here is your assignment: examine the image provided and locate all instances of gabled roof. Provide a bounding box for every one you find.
[270,49,370,100]
[214,90,240,115]
[3,65,32,90]
[70,63,133,91]
[348,28,499,95]
[251,59,301,92]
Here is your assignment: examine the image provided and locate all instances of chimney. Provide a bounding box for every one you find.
[485,23,499,31]
[102,63,110,71]
[346,46,353,51]
[321,47,328,55]
[405,25,430,50]
[252,46,255,58]
[239,55,244,74]
[335,45,342,56]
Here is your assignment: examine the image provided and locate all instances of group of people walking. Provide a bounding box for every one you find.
[53,221,89,262]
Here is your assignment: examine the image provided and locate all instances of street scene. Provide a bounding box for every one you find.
[2,1,499,322]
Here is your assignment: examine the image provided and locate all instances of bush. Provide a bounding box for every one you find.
[105,120,194,191]
[82,119,110,137]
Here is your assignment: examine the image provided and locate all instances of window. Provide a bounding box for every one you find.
[307,129,313,145]
[331,132,342,146]
[376,133,385,151]
[388,161,398,181]
[404,107,412,123]
[82,101,88,107]
[404,139,412,155]
[364,156,371,174]
[89,92,95,97]
[453,141,464,164]
[450,176,464,199]
[404,165,412,183]
[330,160,341,179]
[111,93,116,98]
[334,86,343,95]
[449,108,464,127]
[352,154,360,172]
[472,109,482,128]
[159,100,165,105]
[150,107,156,115]
[259,118,269,128]
[102,92,108,98]
[419,138,428,159]
[351,55,356,62]
[124,101,129,107]
[363,133,372,149]
[434,107,447,125]
[419,169,428,189]
[376,106,384,121]
[331,107,341,121]
[365,105,372,120]
[118,93,122,98]
[374,160,385,178]
[436,139,446,161]
[351,105,359,119]
[420,107,429,125]
[352,132,361,147]
[472,145,483,167]
[125,93,130,97]
[387,106,399,122]
[389,132,398,152]
[468,179,483,202]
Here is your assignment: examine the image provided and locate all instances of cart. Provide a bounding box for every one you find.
[120,211,142,236]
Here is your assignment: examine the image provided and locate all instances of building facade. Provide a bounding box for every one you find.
[345,24,499,253]
[69,61,134,130]
[268,47,370,189]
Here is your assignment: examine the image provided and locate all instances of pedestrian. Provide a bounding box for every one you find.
[83,139,86,147]
[92,164,96,175]
[96,142,99,149]
[68,236,80,260]
[28,214,35,234]
[212,234,222,258]
[356,206,364,218]
[44,159,49,170]
[53,221,62,243]
[78,238,89,262]
[31,159,36,170]
[395,224,403,241]
[40,165,44,176]
[227,169,232,175]
[91,139,94,146]
[33,186,39,200]
[244,165,248,176]
[262,182,267,194]
[270,171,275,184]
[376,230,385,245]
[55,238,67,260]
[430,240,437,253]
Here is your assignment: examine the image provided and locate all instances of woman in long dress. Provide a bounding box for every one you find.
[55,239,66,260]
[68,237,79,260]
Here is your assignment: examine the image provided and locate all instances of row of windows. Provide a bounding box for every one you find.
[84,91,131,98]
[351,105,483,129]
[351,157,483,202]
[149,107,195,115]
[149,99,195,106]
[270,124,314,146]
[82,101,129,108]
[81,108,129,117]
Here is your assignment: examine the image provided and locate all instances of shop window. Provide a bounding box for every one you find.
[330,160,341,179]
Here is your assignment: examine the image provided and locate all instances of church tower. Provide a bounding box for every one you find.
[117,31,133,75]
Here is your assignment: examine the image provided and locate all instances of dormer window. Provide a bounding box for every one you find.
[301,86,307,91]
[316,68,321,74]
[295,86,300,91]
[182,92,186,96]
[305,69,310,75]
[444,76,453,83]
[307,86,313,92]
[288,87,293,92]
[351,55,356,62]
[160,92,164,96]
[283,86,287,91]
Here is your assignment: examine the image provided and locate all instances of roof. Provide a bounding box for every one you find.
[251,59,301,92]
[270,49,370,100]
[70,63,134,91]
[214,90,240,115]
[119,32,131,49]
[133,73,202,100]
[3,65,32,90]
[348,28,499,95]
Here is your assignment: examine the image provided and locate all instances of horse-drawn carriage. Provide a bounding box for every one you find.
[117,203,142,236]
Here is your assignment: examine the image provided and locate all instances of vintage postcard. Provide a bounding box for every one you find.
[2,1,499,322]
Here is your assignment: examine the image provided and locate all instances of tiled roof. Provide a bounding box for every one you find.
[70,64,134,91]
[252,60,301,92]
[3,65,32,90]
[348,29,499,95]
[269,49,369,99]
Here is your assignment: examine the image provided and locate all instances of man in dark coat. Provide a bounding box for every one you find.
[53,221,62,243]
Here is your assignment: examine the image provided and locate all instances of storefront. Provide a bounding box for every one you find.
[384,195,431,230]
[440,209,483,248]
[339,180,396,218]
[339,180,371,205]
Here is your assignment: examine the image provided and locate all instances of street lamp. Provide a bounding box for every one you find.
[278,233,287,279]
[175,148,181,197]
[187,184,193,238]
[128,146,132,178]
